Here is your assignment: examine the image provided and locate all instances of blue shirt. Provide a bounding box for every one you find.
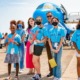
[44,22,53,31]
[16,29,25,42]
[0,32,2,39]
[31,25,47,46]
[71,30,80,50]
[48,26,66,43]
[5,33,21,54]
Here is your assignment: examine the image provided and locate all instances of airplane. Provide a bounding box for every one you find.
[33,2,76,40]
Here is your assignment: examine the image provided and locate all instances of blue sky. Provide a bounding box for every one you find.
[0,0,80,33]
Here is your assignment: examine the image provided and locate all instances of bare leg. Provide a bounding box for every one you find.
[27,69,34,75]
[8,63,11,76]
[33,55,40,74]
[77,57,80,77]
[16,63,19,76]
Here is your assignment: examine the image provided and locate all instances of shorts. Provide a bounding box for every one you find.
[33,45,43,56]
[4,54,19,63]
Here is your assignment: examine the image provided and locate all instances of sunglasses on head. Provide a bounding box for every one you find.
[47,15,52,18]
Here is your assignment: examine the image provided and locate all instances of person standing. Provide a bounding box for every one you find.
[4,21,21,80]
[44,12,53,77]
[71,21,80,80]
[48,17,66,80]
[26,18,35,74]
[32,16,47,80]
[15,20,26,73]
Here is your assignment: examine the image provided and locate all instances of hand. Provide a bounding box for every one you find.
[55,49,59,53]
[29,39,33,44]
[8,38,14,43]
[35,40,41,43]
[13,41,16,44]
[13,41,19,45]
[51,49,59,53]
[57,47,60,52]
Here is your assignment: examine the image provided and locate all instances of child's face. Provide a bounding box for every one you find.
[29,19,35,27]
[10,25,16,33]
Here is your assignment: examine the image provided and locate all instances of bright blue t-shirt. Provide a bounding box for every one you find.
[71,30,80,50]
[44,22,53,32]
[0,32,3,39]
[48,26,66,43]
[31,25,47,46]
[16,29,25,38]
[5,33,21,54]
[16,29,25,43]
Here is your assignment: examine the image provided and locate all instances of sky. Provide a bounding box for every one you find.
[0,0,80,33]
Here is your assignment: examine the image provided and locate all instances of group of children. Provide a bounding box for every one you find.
[3,12,80,80]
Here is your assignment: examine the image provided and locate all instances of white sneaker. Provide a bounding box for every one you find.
[32,74,41,80]
[53,77,62,80]
[57,78,62,80]
[19,69,23,73]
[53,77,57,80]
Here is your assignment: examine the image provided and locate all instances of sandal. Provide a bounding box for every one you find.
[14,76,19,80]
[4,76,12,80]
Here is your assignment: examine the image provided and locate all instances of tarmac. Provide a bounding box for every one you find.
[0,46,78,80]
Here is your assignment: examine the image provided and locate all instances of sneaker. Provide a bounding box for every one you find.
[53,77,62,80]
[19,69,23,73]
[32,74,41,80]
[58,78,62,80]
[46,72,53,77]
[53,77,57,80]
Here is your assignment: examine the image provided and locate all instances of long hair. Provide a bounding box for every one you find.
[76,20,80,29]
[27,17,35,30]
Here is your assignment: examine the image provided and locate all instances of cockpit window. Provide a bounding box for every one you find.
[37,3,56,10]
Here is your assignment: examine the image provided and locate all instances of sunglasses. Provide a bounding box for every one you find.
[47,15,52,18]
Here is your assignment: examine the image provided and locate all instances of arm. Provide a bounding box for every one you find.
[5,38,10,46]
[13,35,21,46]
[40,37,47,43]
[5,42,10,46]
[48,38,56,53]
[35,37,47,43]
[22,34,26,42]
[56,28,66,52]
[13,41,20,46]
[57,37,64,51]
[73,42,80,54]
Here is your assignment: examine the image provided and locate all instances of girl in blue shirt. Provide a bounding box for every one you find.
[71,21,80,80]
[31,16,47,80]
[48,17,65,80]
[15,20,26,73]
[4,20,21,80]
